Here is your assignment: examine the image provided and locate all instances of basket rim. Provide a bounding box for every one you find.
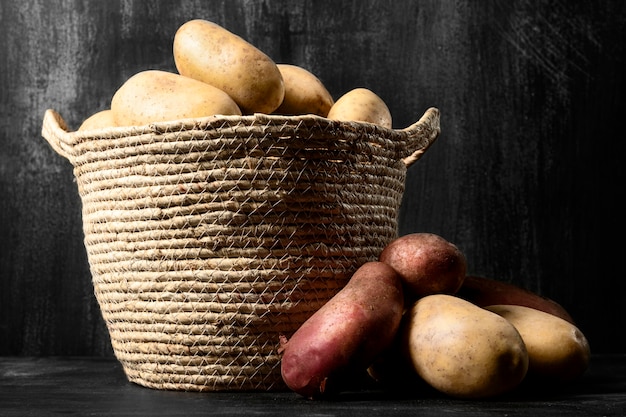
[42,108,441,168]
[71,111,407,137]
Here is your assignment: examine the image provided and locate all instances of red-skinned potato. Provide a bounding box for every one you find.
[279,261,404,399]
[456,275,575,324]
[379,233,467,301]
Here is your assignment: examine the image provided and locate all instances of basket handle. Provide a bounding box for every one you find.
[41,109,76,163]
[400,107,441,168]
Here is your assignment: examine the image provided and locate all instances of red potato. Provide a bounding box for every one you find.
[456,275,575,324]
[279,261,404,399]
[379,233,467,301]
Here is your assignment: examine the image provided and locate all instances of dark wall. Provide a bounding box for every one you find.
[1,1,624,356]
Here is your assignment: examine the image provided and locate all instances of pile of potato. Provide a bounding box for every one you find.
[279,233,591,400]
[76,19,590,401]
[78,19,392,131]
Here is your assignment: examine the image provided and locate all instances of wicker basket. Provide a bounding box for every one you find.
[41,108,440,391]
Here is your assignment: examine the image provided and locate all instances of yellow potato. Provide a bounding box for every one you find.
[327,88,392,128]
[402,294,529,399]
[485,305,591,381]
[110,70,241,126]
[173,19,284,114]
[274,64,334,117]
[77,109,116,131]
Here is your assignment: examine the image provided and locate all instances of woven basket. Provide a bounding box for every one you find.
[41,108,440,392]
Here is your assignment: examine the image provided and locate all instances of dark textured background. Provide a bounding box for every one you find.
[1,1,624,356]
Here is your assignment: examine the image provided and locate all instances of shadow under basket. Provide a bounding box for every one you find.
[41,108,441,392]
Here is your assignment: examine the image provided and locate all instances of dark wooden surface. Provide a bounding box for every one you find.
[1,0,625,357]
[1,355,625,416]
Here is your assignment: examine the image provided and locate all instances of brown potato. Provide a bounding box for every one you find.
[379,233,467,301]
[77,109,116,131]
[274,64,334,116]
[327,88,392,128]
[402,294,529,399]
[110,70,241,126]
[485,305,591,381]
[173,19,284,114]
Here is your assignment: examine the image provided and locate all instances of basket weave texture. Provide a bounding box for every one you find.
[41,108,440,392]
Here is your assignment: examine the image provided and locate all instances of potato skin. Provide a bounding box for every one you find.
[327,88,392,128]
[77,109,116,131]
[456,275,576,324]
[110,70,241,126]
[173,19,284,114]
[379,233,467,301]
[402,294,529,399]
[274,64,334,117]
[485,305,591,381]
[280,261,404,399]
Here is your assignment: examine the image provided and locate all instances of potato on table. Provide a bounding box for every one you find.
[280,261,404,399]
[457,275,575,324]
[485,304,590,381]
[379,233,467,301]
[401,294,529,399]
